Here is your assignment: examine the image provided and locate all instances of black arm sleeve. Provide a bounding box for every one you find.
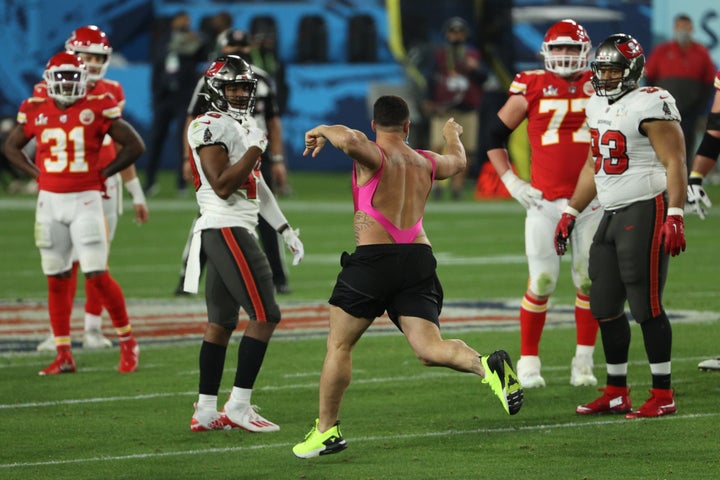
[485,114,514,152]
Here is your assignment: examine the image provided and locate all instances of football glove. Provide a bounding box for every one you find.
[686,175,711,220]
[661,212,686,257]
[281,227,304,265]
[554,208,577,256]
[501,170,542,209]
[246,126,268,152]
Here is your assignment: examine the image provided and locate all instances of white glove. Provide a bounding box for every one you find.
[501,170,542,209]
[686,177,711,220]
[281,227,304,265]
[245,126,268,152]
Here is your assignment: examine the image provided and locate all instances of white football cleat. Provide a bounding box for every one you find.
[698,357,720,371]
[83,329,113,349]
[190,403,231,432]
[570,354,598,386]
[222,400,279,433]
[517,356,546,388]
[36,335,56,352]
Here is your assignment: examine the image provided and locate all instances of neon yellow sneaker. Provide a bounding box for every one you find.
[481,350,524,415]
[292,418,347,458]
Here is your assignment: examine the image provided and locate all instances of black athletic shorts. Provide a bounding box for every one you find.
[588,194,669,323]
[201,227,281,329]
[328,244,444,328]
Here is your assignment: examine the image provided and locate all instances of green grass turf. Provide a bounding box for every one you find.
[1,171,719,479]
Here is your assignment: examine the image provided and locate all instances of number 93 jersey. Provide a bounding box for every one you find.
[585,87,681,210]
[187,111,268,231]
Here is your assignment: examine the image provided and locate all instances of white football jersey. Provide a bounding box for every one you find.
[586,87,681,210]
[187,111,268,232]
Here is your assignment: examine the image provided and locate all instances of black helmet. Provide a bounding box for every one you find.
[591,34,645,99]
[203,55,257,120]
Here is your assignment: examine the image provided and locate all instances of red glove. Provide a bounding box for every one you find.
[662,214,686,256]
[554,211,577,256]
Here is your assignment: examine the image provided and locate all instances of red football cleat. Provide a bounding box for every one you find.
[576,385,632,415]
[625,389,676,419]
[38,351,76,376]
[118,337,139,373]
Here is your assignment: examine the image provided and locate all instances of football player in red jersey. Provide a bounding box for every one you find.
[485,19,600,388]
[2,52,145,375]
[33,25,149,351]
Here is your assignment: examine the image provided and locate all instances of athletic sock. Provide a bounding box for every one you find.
[233,336,269,389]
[199,341,227,396]
[599,314,631,387]
[575,293,599,347]
[520,293,547,356]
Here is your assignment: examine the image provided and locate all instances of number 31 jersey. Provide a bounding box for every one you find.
[585,87,681,210]
[17,94,120,193]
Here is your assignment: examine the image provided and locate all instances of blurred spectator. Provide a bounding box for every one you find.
[250,29,288,115]
[645,14,716,173]
[0,116,36,194]
[144,11,205,196]
[424,16,487,200]
[201,11,233,60]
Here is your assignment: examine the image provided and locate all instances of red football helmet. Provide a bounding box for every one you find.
[43,52,88,106]
[65,25,112,81]
[540,19,592,76]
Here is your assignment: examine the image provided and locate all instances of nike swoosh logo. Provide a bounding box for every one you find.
[625,225,635,231]
[198,121,211,124]
[83,200,94,206]
[659,95,669,99]
[591,205,601,211]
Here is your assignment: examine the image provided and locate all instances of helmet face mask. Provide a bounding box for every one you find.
[591,34,645,99]
[540,19,591,76]
[65,25,112,82]
[43,52,88,106]
[204,55,257,120]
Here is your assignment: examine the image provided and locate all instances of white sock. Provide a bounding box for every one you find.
[197,394,217,411]
[84,313,102,332]
[575,345,595,358]
[230,387,252,405]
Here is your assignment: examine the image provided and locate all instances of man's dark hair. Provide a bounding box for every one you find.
[373,95,409,128]
[674,14,691,23]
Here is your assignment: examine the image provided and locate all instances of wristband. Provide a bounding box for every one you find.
[689,171,704,180]
[271,154,284,163]
[667,207,684,217]
[564,206,580,217]
[124,177,146,205]
[277,223,289,234]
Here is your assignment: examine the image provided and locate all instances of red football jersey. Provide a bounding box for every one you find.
[509,69,594,200]
[17,93,121,193]
[33,78,125,169]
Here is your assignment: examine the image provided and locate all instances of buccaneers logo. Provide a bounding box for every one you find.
[617,39,643,59]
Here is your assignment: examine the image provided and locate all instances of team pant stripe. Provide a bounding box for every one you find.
[220,228,267,322]
[649,195,664,317]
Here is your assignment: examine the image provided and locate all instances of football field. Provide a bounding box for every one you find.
[1,172,719,479]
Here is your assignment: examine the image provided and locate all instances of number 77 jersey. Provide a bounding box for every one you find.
[17,93,120,193]
[586,86,681,210]
[510,69,595,200]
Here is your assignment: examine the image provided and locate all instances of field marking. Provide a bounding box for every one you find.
[0,355,714,411]
[2,299,718,353]
[1,412,717,470]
